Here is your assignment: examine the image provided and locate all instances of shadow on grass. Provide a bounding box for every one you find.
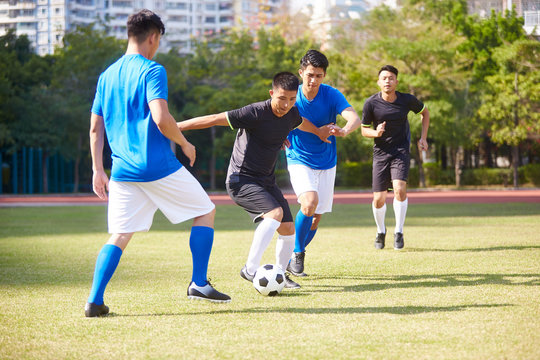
[307,273,540,293]
[108,303,512,317]
[409,245,540,252]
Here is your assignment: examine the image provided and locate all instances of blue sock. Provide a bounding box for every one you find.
[189,226,214,287]
[304,228,318,249]
[294,210,313,253]
[88,244,123,305]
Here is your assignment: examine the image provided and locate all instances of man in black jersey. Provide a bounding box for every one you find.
[361,65,430,250]
[177,72,334,289]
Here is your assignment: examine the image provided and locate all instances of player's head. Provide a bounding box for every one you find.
[127,10,165,52]
[377,65,399,94]
[300,50,329,72]
[378,65,398,77]
[299,50,327,92]
[270,72,299,117]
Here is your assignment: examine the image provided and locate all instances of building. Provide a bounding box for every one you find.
[0,0,283,55]
[308,0,369,49]
[467,0,539,36]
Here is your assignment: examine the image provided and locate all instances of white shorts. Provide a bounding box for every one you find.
[287,164,336,214]
[107,167,215,234]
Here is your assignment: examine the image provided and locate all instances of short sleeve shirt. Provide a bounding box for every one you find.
[285,84,351,170]
[91,54,181,182]
[362,91,424,151]
[226,100,302,185]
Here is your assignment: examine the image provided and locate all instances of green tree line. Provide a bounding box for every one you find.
[1,0,538,193]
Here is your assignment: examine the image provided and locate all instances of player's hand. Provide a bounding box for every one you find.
[329,124,347,137]
[418,138,428,151]
[317,124,334,143]
[376,122,386,137]
[281,138,291,150]
[92,170,109,201]
[181,141,196,167]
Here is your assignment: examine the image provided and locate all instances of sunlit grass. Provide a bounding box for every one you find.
[1,202,539,359]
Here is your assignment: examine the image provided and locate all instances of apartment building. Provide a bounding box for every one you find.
[0,0,284,55]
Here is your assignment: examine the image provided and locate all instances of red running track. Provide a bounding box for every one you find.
[0,189,539,207]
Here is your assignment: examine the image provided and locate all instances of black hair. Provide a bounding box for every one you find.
[127,9,165,43]
[272,72,299,91]
[300,49,329,72]
[378,65,398,77]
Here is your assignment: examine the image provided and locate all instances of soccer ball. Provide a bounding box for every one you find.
[253,264,285,296]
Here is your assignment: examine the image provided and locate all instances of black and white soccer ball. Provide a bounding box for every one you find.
[253,264,285,296]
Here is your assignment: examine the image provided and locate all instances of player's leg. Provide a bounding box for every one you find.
[226,180,282,281]
[390,150,410,250]
[372,153,392,249]
[145,167,229,302]
[274,196,300,289]
[245,207,282,276]
[287,164,318,251]
[86,180,157,317]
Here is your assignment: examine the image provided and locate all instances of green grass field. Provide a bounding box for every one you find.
[1,202,539,359]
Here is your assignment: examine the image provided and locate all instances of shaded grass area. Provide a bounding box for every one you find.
[1,203,539,359]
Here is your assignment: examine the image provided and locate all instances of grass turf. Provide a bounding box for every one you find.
[1,202,539,359]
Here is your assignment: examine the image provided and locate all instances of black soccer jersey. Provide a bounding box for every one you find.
[226,99,303,185]
[362,91,424,150]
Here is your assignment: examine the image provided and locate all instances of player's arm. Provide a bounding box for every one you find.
[298,117,332,143]
[417,106,430,151]
[89,113,109,200]
[149,98,196,167]
[177,112,229,131]
[333,107,362,137]
[361,122,386,138]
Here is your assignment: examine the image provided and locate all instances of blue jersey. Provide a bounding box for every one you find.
[286,83,350,170]
[91,54,181,182]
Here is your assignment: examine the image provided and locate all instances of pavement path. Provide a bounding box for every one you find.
[1,189,539,207]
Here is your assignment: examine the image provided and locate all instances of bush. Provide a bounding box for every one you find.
[461,168,515,186]
[337,161,372,188]
[422,163,454,186]
[522,163,540,186]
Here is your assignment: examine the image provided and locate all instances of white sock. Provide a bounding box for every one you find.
[393,198,408,234]
[275,234,295,272]
[246,218,281,275]
[372,203,386,234]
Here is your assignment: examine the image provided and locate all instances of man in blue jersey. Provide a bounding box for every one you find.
[86,10,230,317]
[286,50,362,277]
[361,65,429,250]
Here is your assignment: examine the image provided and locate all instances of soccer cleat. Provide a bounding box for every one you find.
[287,251,305,276]
[283,273,301,289]
[240,265,255,282]
[187,281,231,303]
[85,302,109,317]
[374,232,386,250]
[394,232,404,250]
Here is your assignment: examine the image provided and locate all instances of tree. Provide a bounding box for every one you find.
[478,39,540,187]
[52,25,124,192]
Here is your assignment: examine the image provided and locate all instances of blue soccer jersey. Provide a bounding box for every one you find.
[286,83,351,170]
[91,54,181,182]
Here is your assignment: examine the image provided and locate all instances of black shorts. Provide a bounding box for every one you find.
[372,147,410,192]
[226,179,293,223]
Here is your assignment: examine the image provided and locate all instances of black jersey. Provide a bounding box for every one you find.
[226,99,303,185]
[362,91,424,151]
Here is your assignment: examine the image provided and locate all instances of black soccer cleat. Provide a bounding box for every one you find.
[394,232,404,250]
[374,232,386,250]
[187,281,231,303]
[85,302,109,318]
[287,251,305,276]
[283,273,301,289]
[240,265,255,282]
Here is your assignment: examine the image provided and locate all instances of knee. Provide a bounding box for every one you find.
[300,201,317,217]
[265,207,284,222]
